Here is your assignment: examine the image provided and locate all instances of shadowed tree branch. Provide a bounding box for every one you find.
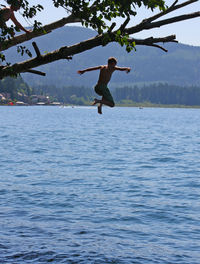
[128,35,178,52]
[0,0,199,79]
[1,0,199,52]
[138,12,200,32]
[126,11,200,35]
[0,33,177,79]
[0,14,81,52]
[141,0,198,24]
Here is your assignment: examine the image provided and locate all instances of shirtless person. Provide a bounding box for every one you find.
[77,57,131,114]
[0,0,31,36]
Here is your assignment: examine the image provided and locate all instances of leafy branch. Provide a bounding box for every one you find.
[0,0,199,79]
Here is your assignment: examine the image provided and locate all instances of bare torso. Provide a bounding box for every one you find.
[97,66,115,85]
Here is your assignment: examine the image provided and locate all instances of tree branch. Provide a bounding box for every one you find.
[0,14,81,52]
[142,0,198,24]
[128,35,178,52]
[0,32,177,79]
[126,11,200,35]
[0,1,100,52]
[146,44,168,52]
[0,0,199,79]
[149,11,200,29]
[32,41,41,57]
[0,0,199,53]
[25,69,46,76]
[119,16,130,33]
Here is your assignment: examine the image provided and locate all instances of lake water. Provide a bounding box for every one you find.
[0,106,199,264]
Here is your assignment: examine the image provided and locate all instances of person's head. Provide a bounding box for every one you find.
[108,57,117,69]
[7,0,21,11]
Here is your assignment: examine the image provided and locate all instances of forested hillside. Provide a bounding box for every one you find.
[114,83,200,106]
[5,26,200,88]
[0,76,32,100]
[33,83,200,106]
[1,77,200,106]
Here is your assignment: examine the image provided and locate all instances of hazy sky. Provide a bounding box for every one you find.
[8,0,200,46]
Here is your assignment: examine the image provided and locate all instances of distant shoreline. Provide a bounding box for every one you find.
[1,103,200,109]
[115,102,200,109]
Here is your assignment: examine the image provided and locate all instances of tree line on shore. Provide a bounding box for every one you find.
[0,76,32,103]
[34,82,200,106]
[114,83,200,106]
[1,77,200,106]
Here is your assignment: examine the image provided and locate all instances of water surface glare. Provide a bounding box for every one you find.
[0,106,200,263]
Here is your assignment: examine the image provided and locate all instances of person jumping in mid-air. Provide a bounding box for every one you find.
[77,57,131,114]
[0,0,31,37]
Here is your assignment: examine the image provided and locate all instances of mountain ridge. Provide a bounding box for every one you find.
[5,26,200,88]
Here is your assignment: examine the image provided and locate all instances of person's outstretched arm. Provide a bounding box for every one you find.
[77,65,102,75]
[10,11,31,34]
[115,66,131,73]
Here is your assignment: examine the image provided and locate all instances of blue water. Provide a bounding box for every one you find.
[0,106,200,264]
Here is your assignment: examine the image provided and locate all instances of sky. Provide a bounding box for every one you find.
[6,0,200,46]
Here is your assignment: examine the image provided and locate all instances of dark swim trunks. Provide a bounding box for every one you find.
[94,84,114,104]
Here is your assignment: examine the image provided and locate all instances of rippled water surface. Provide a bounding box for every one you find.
[0,106,200,263]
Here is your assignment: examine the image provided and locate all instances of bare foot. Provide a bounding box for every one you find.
[92,98,100,105]
[98,105,102,114]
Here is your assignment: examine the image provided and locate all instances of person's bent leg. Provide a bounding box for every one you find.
[101,97,115,107]
[92,98,114,107]
[102,87,115,107]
